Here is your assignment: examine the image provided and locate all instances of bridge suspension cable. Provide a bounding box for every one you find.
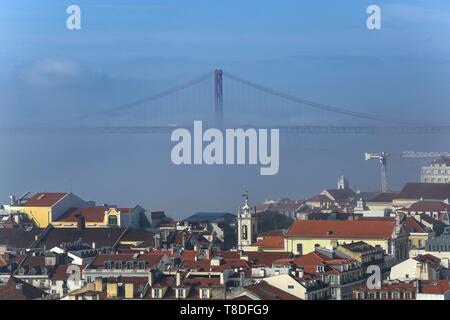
[222,71,447,126]
[54,71,213,124]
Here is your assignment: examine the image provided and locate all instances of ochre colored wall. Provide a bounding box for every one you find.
[19,207,51,228]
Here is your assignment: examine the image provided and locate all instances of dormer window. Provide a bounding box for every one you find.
[126,261,133,269]
[317,266,325,273]
[114,261,122,269]
[138,261,147,270]
[177,288,185,298]
[108,215,118,226]
[104,261,112,269]
[200,288,210,299]
[153,288,160,298]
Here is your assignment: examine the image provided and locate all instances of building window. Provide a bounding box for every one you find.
[153,289,160,298]
[138,261,147,270]
[404,292,412,299]
[201,288,209,299]
[288,285,294,289]
[380,292,388,299]
[177,289,185,298]
[108,215,118,226]
[115,261,122,269]
[104,261,112,269]
[356,292,364,299]
[296,243,303,255]
[392,291,400,299]
[368,292,376,299]
[241,225,248,240]
[126,261,133,269]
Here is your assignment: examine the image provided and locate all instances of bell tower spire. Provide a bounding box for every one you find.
[237,191,257,251]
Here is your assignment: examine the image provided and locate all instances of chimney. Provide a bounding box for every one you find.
[95,278,103,292]
[148,270,155,286]
[124,283,134,299]
[92,242,96,249]
[296,267,304,278]
[76,214,85,230]
[176,272,181,286]
[106,280,118,298]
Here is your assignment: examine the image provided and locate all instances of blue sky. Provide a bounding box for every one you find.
[1,1,450,216]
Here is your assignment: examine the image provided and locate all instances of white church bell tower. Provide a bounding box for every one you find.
[237,191,257,251]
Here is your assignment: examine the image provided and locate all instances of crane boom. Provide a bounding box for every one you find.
[365,151,450,192]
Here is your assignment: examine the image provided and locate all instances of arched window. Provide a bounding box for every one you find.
[242,225,248,240]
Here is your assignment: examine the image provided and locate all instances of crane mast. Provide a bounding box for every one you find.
[365,151,450,192]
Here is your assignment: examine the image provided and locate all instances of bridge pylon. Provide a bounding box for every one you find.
[214,69,224,127]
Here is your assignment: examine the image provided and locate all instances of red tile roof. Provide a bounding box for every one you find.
[406,201,450,212]
[398,183,450,200]
[0,276,48,300]
[367,192,399,203]
[179,258,251,272]
[243,252,292,268]
[288,251,355,274]
[254,235,285,249]
[23,192,68,207]
[287,219,396,238]
[179,277,220,288]
[353,281,415,293]
[243,281,301,300]
[51,264,83,281]
[56,207,132,223]
[419,280,450,295]
[179,250,200,260]
[403,217,428,233]
[89,252,165,269]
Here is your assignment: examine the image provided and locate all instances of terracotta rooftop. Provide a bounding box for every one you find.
[419,280,450,295]
[406,201,450,212]
[254,235,285,249]
[242,281,301,300]
[0,276,48,300]
[56,207,133,223]
[398,183,450,200]
[403,217,429,234]
[23,192,68,207]
[287,219,396,239]
[367,192,399,203]
[243,252,292,267]
[89,252,166,269]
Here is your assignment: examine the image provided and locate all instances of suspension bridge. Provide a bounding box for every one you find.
[2,69,450,135]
